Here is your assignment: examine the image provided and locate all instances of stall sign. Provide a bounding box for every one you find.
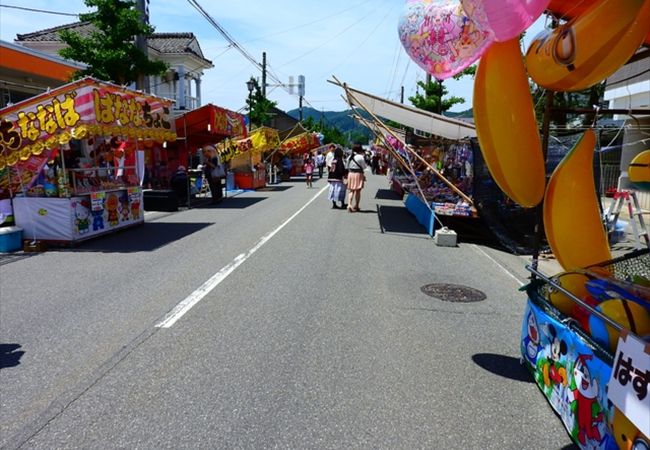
[90,191,105,212]
[0,78,174,153]
[213,107,245,137]
[607,332,650,437]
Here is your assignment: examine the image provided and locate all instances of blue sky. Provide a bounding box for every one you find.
[1,0,546,114]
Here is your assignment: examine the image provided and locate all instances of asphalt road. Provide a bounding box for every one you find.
[0,172,575,449]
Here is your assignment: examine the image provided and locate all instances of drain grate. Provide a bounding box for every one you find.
[420,283,486,303]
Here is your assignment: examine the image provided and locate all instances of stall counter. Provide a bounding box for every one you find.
[14,187,143,243]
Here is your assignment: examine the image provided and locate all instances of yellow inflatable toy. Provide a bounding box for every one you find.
[544,129,612,271]
[588,298,650,352]
[628,149,650,191]
[525,0,650,91]
[473,38,545,208]
[610,406,650,450]
[549,272,590,316]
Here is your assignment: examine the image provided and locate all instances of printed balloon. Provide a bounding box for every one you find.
[461,0,550,42]
[398,0,494,80]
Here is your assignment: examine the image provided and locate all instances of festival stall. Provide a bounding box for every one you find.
[0,77,176,243]
[174,103,246,172]
[394,0,650,448]
[279,131,322,176]
[217,126,279,190]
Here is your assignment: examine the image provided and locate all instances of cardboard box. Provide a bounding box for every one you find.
[0,226,23,252]
[434,227,457,247]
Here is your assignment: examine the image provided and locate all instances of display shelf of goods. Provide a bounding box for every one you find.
[522,249,650,449]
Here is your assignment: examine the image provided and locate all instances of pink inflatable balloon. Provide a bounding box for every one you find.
[461,0,550,42]
[398,0,494,80]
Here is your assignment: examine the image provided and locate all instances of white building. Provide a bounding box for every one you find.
[13,22,213,114]
[603,49,650,208]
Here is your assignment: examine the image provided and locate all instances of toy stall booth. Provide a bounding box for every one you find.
[0,77,176,244]
[279,132,322,177]
[393,0,650,446]
[218,127,279,190]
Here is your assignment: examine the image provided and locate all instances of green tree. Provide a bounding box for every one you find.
[58,0,168,85]
[408,66,475,114]
[246,77,277,129]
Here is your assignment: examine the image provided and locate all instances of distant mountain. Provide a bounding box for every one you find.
[286,107,372,137]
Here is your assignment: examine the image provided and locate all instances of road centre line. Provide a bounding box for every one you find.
[469,244,526,287]
[156,185,329,328]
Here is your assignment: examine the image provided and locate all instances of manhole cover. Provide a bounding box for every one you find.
[420,283,486,303]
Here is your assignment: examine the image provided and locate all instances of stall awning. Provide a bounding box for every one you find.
[330,79,476,141]
[216,126,280,161]
[175,104,246,146]
[280,132,321,154]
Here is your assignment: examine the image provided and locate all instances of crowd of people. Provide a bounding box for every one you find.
[166,142,376,211]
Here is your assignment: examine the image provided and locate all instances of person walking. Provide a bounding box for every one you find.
[202,146,225,204]
[325,144,336,171]
[303,153,315,188]
[327,147,347,209]
[345,144,367,212]
[315,150,326,179]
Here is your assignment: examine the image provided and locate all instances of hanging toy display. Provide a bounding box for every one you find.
[460,0,550,42]
[525,0,650,91]
[398,0,494,80]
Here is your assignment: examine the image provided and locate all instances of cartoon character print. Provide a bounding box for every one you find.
[105,193,119,227]
[118,192,130,222]
[568,354,605,447]
[92,209,104,231]
[522,310,541,367]
[609,406,649,450]
[543,324,569,388]
[130,198,141,220]
[73,199,91,235]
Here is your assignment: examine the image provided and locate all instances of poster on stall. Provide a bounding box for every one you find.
[607,333,650,438]
[90,191,105,211]
[520,299,619,450]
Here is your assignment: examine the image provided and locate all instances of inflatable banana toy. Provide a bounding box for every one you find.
[526,0,650,91]
[473,38,545,208]
[544,129,612,271]
[628,149,650,191]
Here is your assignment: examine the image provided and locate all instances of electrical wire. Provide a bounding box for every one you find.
[0,4,79,17]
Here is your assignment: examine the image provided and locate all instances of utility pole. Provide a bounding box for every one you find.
[262,52,267,98]
[298,75,305,122]
[400,86,404,104]
[135,0,150,92]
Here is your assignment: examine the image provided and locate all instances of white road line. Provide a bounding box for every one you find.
[469,244,526,287]
[156,185,329,328]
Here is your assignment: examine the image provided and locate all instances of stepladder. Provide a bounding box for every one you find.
[604,190,650,249]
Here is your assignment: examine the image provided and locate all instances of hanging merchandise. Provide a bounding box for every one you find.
[460,0,550,42]
[473,38,545,208]
[397,0,494,80]
[543,129,612,272]
[525,0,650,92]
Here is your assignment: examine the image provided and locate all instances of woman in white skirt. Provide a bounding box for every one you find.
[345,144,367,212]
[327,147,347,209]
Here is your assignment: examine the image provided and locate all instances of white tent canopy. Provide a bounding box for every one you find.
[330,79,476,141]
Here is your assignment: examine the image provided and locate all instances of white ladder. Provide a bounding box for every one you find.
[604,190,650,249]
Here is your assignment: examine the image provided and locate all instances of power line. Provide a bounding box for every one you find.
[0,4,79,17]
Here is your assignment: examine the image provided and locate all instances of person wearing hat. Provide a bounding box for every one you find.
[170,165,189,205]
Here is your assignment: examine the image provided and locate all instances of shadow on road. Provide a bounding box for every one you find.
[374,188,402,200]
[471,353,534,383]
[255,186,293,192]
[196,197,266,209]
[56,222,213,253]
[376,204,429,236]
[0,344,25,369]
